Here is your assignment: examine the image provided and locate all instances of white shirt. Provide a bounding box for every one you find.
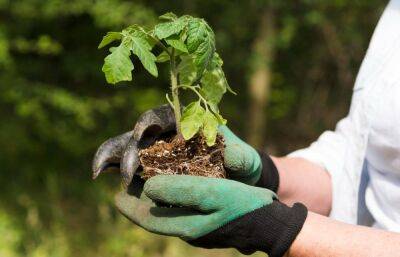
[365,81,400,231]
[289,0,400,230]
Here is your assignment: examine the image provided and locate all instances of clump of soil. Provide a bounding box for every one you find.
[139,134,226,180]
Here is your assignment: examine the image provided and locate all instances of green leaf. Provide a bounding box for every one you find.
[159,12,178,21]
[186,18,215,75]
[207,52,223,69]
[202,110,219,146]
[186,18,206,52]
[124,25,157,48]
[156,51,170,63]
[130,36,158,77]
[154,18,186,39]
[180,101,205,140]
[98,32,122,49]
[215,112,227,125]
[165,34,188,53]
[102,44,133,84]
[174,48,187,57]
[177,55,197,86]
[200,67,227,107]
[226,82,237,95]
[207,53,236,95]
[180,26,188,42]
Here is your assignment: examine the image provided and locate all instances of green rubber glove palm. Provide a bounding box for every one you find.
[115,175,275,240]
[219,126,262,185]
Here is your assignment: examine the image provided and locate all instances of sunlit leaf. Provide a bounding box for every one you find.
[180,101,205,140]
[130,36,158,77]
[102,44,133,84]
[202,110,219,146]
[98,32,121,49]
[200,67,227,107]
[156,51,170,63]
[159,12,178,21]
[214,112,227,125]
[177,55,197,85]
[165,34,188,53]
[154,18,186,39]
[186,18,215,75]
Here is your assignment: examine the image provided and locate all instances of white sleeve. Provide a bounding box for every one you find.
[288,0,400,222]
[288,117,354,181]
[288,94,368,223]
[288,87,367,218]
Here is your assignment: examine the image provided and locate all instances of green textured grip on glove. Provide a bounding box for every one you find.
[219,126,262,185]
[115,175,276,240]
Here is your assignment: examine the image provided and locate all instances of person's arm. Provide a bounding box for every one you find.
[272,156,332,216]
[288,212,400,257]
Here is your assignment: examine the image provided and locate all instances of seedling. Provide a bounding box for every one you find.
[99,12,235,146]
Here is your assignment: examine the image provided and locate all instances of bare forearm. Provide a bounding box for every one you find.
[271,156,332,215]
[288,212,400,257]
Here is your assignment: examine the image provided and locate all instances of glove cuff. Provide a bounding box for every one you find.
[189,201,307,256]
[255,151,280,192]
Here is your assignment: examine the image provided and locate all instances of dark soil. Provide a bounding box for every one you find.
[139,134,226,180]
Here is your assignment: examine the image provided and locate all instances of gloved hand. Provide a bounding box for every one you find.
[115,175,307,256]
[92,105,176,186]
[92,105,279,191]
[220,125,279,190]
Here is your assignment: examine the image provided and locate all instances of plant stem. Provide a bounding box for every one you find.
[170,49,181,133]
[179,85,209,111]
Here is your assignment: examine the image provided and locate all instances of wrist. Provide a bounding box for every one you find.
[255,151,280,192]
[257,201,308,257]
[189,200,308,256]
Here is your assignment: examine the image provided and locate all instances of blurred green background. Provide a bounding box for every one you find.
[0,0,386,256]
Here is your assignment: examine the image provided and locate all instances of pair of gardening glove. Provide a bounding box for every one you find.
[92,105,307,257]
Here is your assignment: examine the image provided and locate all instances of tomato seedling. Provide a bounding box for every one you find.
[99,12,235,146]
